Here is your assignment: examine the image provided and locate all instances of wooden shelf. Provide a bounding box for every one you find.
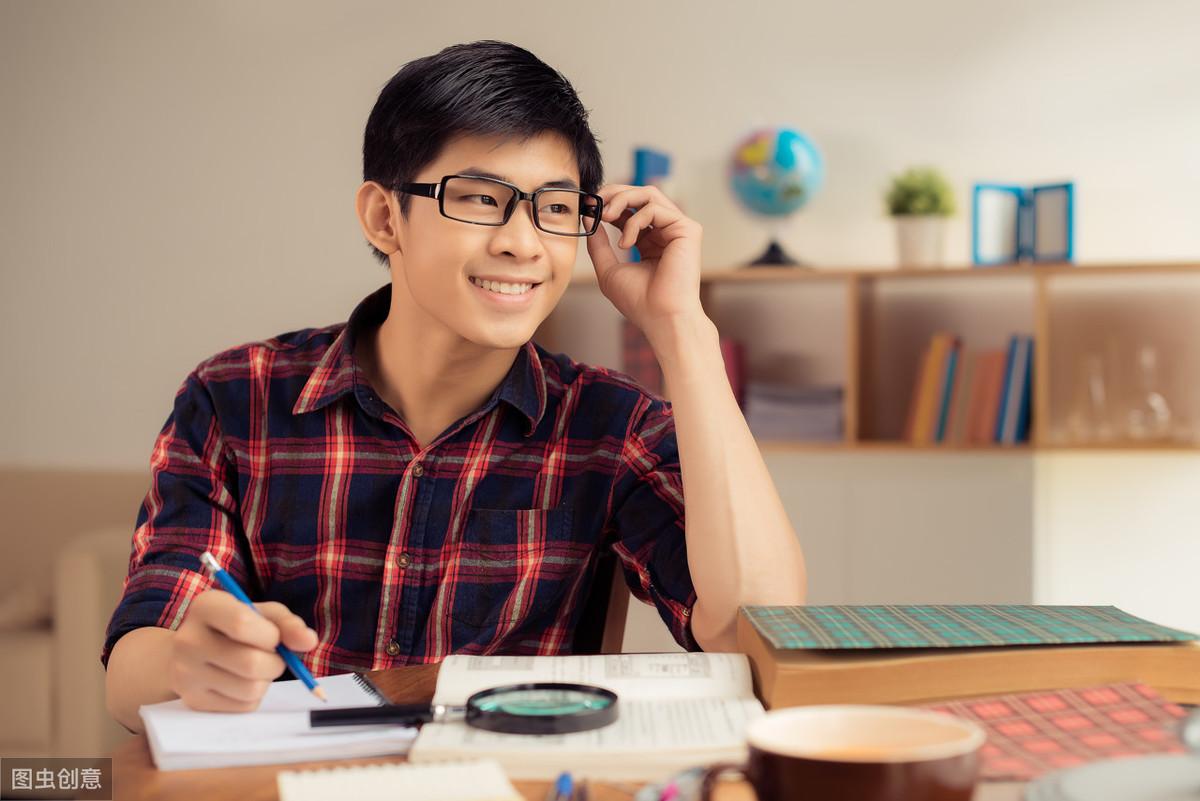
[757,440,1036,454]
[568,261,1200,286]
[755,439,1198,453]
[547,261,1200,455]
[1038,441,1200,452]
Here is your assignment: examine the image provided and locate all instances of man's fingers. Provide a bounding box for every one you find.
[586,221,621,276]
[182,687,263,714]
[203,634,286,680]
[257,602,318,651]
[597,183,681,213]
[196,660,272,703]
[190,623,289,681]
[280,619,319,652]
[195,592,280,650]
[620,206,657,248]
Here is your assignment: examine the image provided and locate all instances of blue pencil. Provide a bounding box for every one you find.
[199,551,327,702]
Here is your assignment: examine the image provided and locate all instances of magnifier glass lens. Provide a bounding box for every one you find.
[476,688,614,717]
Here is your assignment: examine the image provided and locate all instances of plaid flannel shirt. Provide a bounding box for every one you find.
[102,284,698,674]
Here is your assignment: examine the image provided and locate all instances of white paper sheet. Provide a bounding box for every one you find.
[139,672,417,770]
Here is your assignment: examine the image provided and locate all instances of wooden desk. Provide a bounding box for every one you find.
[109,664,1022,801]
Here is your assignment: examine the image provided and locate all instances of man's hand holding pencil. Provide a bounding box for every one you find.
[162,551,324,713]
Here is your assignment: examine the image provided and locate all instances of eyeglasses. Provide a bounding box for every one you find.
[395,175,604,237]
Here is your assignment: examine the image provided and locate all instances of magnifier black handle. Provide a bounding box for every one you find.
[310,702,433,728]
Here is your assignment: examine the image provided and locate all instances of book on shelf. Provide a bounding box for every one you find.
[943,347,977,444]
[406,652,764,781]
[906,333,1034,445]
[973,350,1008,444]
[907,333,958,444]
[736,605,1200,710]
[996,335,1034,445]
[720,337,746,407]
[934,338,961,442]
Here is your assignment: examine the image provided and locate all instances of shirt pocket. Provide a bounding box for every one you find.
[449,504,588,633]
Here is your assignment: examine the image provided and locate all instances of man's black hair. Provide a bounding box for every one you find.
[362,40,604,266]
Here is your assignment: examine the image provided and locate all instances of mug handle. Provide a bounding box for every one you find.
[699,762,749,801]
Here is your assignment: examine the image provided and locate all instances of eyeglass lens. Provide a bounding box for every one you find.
[442,176,596,235]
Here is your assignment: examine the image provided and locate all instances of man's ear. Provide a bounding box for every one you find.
[355,181,403,257]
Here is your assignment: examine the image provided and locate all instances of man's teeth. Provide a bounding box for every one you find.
[470,277,535,295]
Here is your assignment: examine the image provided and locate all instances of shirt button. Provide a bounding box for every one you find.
[396,552,412,568]
[412,462,424,478]
[385,640,401,656]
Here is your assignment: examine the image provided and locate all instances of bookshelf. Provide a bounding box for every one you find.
[538,262,1200,452]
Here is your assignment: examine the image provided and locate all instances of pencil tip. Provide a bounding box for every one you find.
[313,687,328,702]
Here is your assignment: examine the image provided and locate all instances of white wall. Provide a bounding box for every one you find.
[1034,454,1200,633]
[3,1,1200,636]
[3,0,1199,468]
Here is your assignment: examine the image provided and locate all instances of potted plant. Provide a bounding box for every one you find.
[885,167,956,268]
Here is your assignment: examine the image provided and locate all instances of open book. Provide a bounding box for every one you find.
[139,672,417,770]
[406,652,764,781]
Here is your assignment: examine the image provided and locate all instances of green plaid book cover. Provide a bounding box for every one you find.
[742,605,1199,650]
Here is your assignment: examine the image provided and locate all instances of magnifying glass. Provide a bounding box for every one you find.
[309,682,618,735]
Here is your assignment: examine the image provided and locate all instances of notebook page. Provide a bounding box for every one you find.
[431,652,754,706]
[139,672,417,768]
[277,759,521,801]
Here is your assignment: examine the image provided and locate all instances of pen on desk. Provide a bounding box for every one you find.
[199,550,327,703]
[545,771,573,801]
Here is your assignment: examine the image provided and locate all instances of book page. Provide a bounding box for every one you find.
[411,697,763,756]
[431,652,754,706]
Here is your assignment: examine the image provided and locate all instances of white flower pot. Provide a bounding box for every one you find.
[893,215,947,268]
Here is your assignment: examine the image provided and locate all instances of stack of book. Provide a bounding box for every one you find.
[905,332,1035,445]
[743,382,843,441]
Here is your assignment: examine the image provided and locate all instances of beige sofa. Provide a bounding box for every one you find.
[0,469,147,757]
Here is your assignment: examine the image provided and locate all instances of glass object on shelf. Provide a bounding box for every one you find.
[1062,353,1115,444]
[1123,345,1173,442]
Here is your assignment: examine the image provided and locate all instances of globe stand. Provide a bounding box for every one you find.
[745,220,809,268]
[748,240,802,266]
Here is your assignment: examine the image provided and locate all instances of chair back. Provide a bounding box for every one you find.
[570,549,630,654]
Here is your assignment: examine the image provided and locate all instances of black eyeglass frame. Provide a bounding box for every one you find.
[396,174,604,237]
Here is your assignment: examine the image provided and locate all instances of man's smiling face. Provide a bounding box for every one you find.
[389,131,584,350]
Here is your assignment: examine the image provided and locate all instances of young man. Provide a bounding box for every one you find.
[103,40,806,732]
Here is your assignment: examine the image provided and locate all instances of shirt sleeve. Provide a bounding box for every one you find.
[606,395,700,651]
[100,370,250,669]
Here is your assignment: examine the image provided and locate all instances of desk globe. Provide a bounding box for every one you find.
[729,127,824,266]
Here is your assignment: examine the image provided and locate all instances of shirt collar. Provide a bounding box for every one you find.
[293,283,547,435]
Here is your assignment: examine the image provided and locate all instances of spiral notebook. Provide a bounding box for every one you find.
[138,672,417,770]
[277,759,522,801]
